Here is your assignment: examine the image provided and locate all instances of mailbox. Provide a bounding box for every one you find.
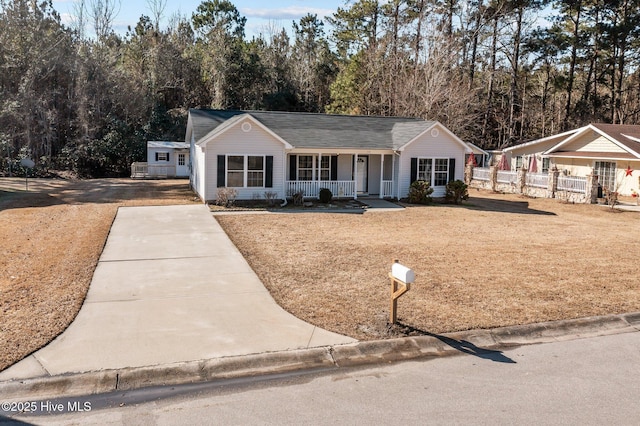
[391,262,415,284]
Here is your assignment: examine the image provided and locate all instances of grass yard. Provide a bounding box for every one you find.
[0,178,197,371]
[216,191,640,340]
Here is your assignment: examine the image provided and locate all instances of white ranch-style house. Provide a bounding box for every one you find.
[185,109,476,203]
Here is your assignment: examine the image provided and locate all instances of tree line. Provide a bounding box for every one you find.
[1,0,639,177]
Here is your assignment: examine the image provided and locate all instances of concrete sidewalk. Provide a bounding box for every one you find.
[0,204,355,381]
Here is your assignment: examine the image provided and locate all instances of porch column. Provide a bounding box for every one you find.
[548,167,559,198]
[585,171,599,204]
[318,153,321,183]
[353,153,358,199]
[379,154,385,199]
[394,153,399,200]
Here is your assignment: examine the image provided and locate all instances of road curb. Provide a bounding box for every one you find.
[2,312,639,401]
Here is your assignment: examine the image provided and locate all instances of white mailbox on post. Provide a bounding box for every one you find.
[391,262,415,284]
[389,260,414,324]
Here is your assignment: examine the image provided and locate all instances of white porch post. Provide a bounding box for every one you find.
[353,153,358,199]
[380,154,385,199]
[317,153,321,183]
[394,152,400,200]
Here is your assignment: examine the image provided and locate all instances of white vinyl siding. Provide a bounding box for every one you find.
[566,131,627,153]
[190,134,206,201]
[204,118,286,201]
[399,127,466,198]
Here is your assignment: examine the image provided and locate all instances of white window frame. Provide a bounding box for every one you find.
[298,155,314,181]
[247,156,265,188]
[157,152,169,162]
[178,153,186,166]
[295,155,332,181]
[225,155,266,188]
[319,156,331,181]
[542,158,550,173]
[417,157,449,186]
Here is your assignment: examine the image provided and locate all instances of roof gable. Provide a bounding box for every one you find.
[396,121,471,152]
[196,113,293,149]
[543,124,640,159]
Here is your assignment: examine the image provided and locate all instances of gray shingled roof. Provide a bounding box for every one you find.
[189,109,438,150]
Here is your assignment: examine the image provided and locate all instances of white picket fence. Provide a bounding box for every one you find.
[526,172,548,189]
[557,175,587,193]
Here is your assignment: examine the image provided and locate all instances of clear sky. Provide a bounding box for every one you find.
[52,0,345,38]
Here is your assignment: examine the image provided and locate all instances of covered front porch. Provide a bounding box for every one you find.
[285,152,395,199]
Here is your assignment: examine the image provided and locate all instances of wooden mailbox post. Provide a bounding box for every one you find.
[389,259,415,324]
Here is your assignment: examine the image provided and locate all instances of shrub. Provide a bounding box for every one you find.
[264,191,278,206]
[407,180,433,204]
[445,180,469,204]
[216,187,238,207]
[288,190,304,206]
[319,187,333,203]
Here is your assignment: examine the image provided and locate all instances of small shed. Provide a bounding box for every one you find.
[132,141,190,178]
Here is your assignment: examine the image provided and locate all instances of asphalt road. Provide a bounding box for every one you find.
[4,331,640,425]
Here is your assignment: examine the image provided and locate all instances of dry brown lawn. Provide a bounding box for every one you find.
[1,178,639,372]
[216,191,640,340]
[0,178,197,371]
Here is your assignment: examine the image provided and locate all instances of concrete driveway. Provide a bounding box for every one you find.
[1,205,355,380]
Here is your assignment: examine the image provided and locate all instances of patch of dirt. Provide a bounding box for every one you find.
[216,190,640,341]
[0,178,197,371]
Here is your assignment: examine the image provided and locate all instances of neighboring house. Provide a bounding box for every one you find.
[503,124,640,196]
[131,141,190,178]
[186,109,474,202]
[466,143,490,167]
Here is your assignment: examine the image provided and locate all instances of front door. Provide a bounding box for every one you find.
[177,153,189,177]
[594,161,616,192]
[357,156,368,194]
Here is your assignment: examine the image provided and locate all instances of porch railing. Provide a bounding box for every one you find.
[557,175,587,193]
[526,172,548,188]
[472,167,490,181]
[381,180,394,198]
[131,162,177,178]
[497,170,518,184]
[286,180,356,198]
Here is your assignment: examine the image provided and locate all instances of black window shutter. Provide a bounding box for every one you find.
[410,158,418,183]
[331,156,338,181]
[289,155,297,180]
[155,152,158,161]
[166,153,170,162]
[265,156,273,188]
[449,158,456,182]
[217,155,226,187]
